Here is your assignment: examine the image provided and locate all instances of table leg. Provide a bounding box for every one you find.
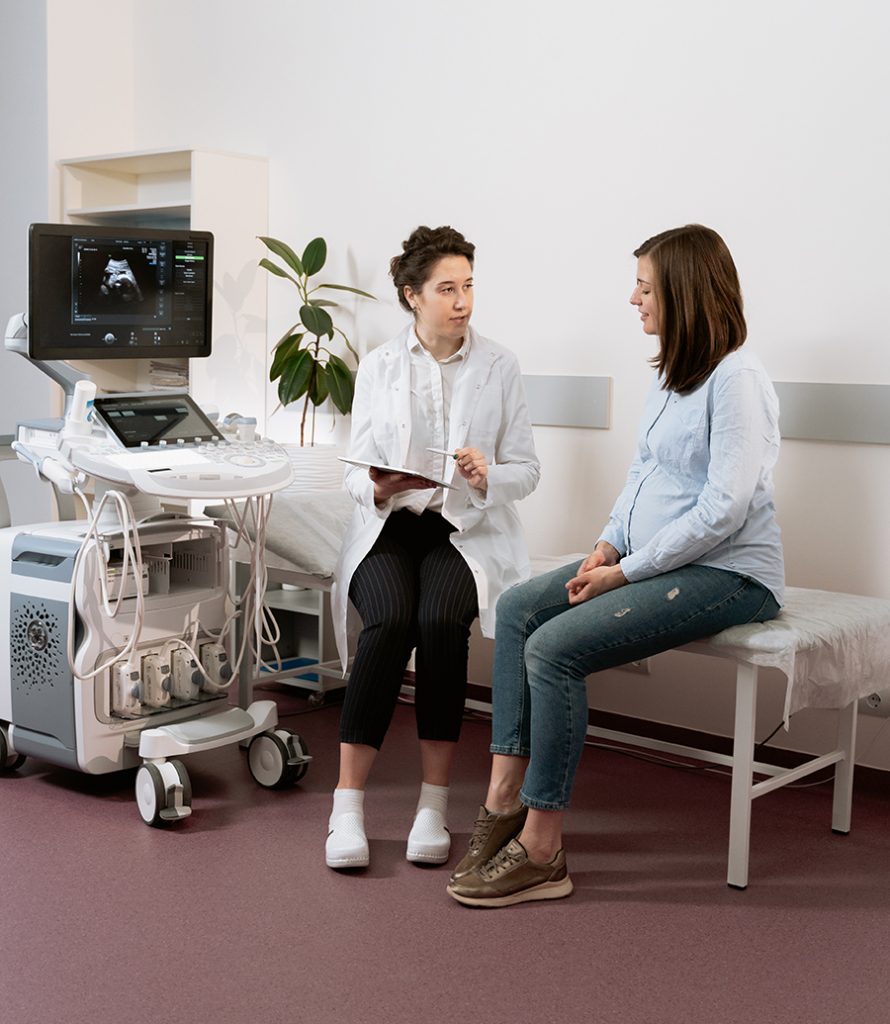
[728,662,758,889]
[831,699,857,834]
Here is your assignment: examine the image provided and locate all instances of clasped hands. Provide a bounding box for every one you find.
[565,542,628,605]
[371,447,488,503]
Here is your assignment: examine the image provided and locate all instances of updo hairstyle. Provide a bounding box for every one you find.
[389,225,475,313]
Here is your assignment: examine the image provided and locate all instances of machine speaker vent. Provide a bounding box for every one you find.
[10,598,67,692]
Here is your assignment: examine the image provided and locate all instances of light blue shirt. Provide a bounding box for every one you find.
[599,349,785,604]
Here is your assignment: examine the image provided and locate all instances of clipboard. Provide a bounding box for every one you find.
[338,457,455,490]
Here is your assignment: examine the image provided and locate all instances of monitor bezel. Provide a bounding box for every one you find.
[28,222,214,361]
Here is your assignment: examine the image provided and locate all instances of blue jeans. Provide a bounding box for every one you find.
[490,562,780,810]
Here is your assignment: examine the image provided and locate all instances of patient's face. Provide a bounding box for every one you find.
[630,255,660,336]
[407,254,474,347]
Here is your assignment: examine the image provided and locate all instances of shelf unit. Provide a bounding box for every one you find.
[56,148,269,421]
[236,570,343,704]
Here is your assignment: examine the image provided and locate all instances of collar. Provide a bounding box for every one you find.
[407,326,471,364]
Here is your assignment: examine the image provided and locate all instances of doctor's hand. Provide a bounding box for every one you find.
[370,467,436,504]
[565,563,628,606]
[455,447,488,492]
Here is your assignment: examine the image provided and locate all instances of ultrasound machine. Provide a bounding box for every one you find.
[0,222,311,826]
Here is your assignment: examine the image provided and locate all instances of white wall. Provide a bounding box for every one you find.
[0,0,53,524]
[36,0,890,764]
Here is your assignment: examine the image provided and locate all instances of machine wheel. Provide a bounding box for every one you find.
[169,759,192,807]
[282,731,311,783]
[135,763,167,826]
[0,727,26,772]
[248,731,296,789]
[136,761,193,826]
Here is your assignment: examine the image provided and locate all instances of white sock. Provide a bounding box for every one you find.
[416,782,449,819]
[329,787,364,828]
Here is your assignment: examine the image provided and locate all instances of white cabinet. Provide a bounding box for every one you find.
[56,148,269,423]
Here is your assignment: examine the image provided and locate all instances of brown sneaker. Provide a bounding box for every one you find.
[450,804,528,882]
[446,838,573,908]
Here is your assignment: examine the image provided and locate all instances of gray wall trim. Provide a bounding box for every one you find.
[775,382,890,445]
[523,375,611,429]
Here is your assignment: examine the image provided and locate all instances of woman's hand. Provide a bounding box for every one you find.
[565,562,628,606]
[579,541,621,573]
[370,467,436,504]
[455,446,488,491]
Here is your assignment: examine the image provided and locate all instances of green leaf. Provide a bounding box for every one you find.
[308,298,339,308]
[272,323,300,349]
[269,333,305,381]
[300,303,333,337]
[301,237,327,277]
[258,257,298,285]
[326,354,355,415]
[335,326,360,363]
[278,347,314,406]
[316,282,377,300]
[258,236,304,276]
[310,365,330,406]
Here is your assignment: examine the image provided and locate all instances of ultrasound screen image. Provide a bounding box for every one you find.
[73,240,169,324]
[28,222,212,359]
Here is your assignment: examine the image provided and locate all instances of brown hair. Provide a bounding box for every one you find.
[634,224,746,393]
[390,225,475,313]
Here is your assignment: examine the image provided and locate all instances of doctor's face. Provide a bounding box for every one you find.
[630,255,660,336]
[406,254,474,345]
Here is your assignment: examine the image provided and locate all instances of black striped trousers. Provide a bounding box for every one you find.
[340,509,479,749]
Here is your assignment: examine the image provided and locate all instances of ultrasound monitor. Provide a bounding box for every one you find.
[28,222,213,360]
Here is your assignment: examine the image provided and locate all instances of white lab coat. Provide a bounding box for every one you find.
[332,324,540,670]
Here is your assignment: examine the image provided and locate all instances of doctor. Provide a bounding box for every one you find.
[328,225,540,870]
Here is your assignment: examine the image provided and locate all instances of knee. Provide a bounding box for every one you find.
[417,606,471,644]
[525,629,575,681]
[495,579,532,629]
[361,606,414,642]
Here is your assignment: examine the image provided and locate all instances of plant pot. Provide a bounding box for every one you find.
[279,443,346,493]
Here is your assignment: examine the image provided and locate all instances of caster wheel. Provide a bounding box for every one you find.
[136,763,166,826]
[169,759,192,807]
[281,730,310,783]
[307,691,325,707]
[248,731,297,789]
[0,727,26,772]
[136,761,192,827]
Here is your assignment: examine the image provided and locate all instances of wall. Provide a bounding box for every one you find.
[35,0,890,765]
[0,0,53,524]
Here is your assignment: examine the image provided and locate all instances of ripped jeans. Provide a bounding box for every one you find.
[490,561,780,810]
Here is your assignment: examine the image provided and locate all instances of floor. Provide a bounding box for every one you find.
[2,684,890,1024]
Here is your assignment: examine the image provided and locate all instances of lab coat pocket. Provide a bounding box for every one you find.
[466,384,502,451]
[371,405,398,455]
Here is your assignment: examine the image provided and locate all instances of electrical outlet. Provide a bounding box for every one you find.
[617,659,650,675]
[859,691,890,717]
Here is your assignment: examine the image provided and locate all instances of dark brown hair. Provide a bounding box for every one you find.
[390,225,475,313]
[635,224,746,393]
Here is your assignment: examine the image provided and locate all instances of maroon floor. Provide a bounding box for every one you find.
[2,685,890,1024]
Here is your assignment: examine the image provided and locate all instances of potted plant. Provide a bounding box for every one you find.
[259,235,375,446]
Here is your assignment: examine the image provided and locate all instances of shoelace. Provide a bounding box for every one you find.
[468,814,495,853]
[481,842,525,880]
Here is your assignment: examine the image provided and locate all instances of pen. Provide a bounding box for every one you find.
[426,447,458,459]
